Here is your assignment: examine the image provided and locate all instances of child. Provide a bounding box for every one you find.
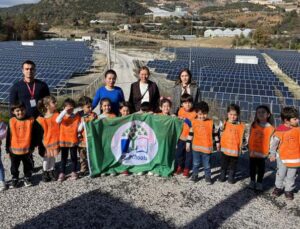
[77,96,97,176]
[56,98,81,182]
[139,102,153,114]
[158,97,172,116]
[219,104,246,184]
[119,101,132,176]
[99,98,116,119]
[248,105,274,191]
[36,96,60,182]
[270,107,300,200]
[186,101,220,184]
[119,101,131,117]
[175,93,197,177]
[6,103,36,188]
[0,118,7,191]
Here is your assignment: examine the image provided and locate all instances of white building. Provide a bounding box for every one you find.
[204,28,253,38]
[146,7,188,19]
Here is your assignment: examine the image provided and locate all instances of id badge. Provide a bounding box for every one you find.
[30,99,36,107]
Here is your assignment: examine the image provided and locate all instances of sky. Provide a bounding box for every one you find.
[0,0,40,8]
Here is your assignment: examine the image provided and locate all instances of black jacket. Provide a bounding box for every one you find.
[128,80,160,112]
[9,79,50,118]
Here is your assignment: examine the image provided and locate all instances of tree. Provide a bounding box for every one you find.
[253,25,272,46]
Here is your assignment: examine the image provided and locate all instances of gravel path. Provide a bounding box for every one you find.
[0,151,299,229]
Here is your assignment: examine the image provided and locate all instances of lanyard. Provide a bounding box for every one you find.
[26,82,36,99]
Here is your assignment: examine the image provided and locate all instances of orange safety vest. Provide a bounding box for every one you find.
[220,121,245,157]
[9,117,34,155]
[59,113,81,147]
[248,123,274,158]
[192,119,214,154]
[178,107,197,141]
[275,127,300,168]
[78,112,97,148]
[37,113,60,156]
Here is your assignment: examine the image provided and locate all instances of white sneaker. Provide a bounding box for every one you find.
[0,181,7,191]
[147,172,154,176]
[110,173,117,177]
[137,172,145,176]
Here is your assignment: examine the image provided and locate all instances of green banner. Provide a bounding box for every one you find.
[86,113,183,177]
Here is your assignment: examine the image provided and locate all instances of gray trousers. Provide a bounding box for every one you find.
[275,157,298,192]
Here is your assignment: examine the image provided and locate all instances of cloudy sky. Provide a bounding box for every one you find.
[0,0,40,8]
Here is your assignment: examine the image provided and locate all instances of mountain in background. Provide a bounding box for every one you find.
[0,0,148,25]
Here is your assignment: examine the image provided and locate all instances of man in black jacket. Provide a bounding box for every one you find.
[9,60,50,118]
[9,60,50,171]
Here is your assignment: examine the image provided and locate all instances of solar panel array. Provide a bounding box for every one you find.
[147,47,300,124]
[0,41,93,103]
[264,49,300,86]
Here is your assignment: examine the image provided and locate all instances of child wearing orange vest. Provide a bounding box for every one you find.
[56,98,81,182]
[270,107,300,200]
[219,104,246,184]
[77,96,97,176]
[6,103,37,188]
[248,105,274,191]
[98,98,117,119]
[186,101,220,184]
[36,96,60,182]
[175,94,197,177]
[0,118,7,191]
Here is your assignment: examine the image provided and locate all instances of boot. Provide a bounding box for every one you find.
[42,171,51,182]
[228,170,236,184]
[218,170,226,182]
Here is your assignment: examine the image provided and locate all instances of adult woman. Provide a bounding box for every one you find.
[172,68,201,115]
[129,66,160,112]
[92,69,125,115]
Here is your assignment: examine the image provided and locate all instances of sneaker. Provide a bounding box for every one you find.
[110,173,117,177]
[120,171,129,176]
[137,172,145,176]
[24,177,32,187]
[175,166,183,175]
[248,181,256,190]
[148,172,154,176]
[42,171,51,182]
[205,176,212,185]
[183,169,190,178]
[70,172,78,181]
[80,170,89,177]
[58,173,66,182]
[256,183,263,191]
[11,179,19,188]
[218,171,226,182]
[284,191,294,200]
[190,174,198,183]
[0,181,7,191]
[272,188,284,197]
[49,170,57,181]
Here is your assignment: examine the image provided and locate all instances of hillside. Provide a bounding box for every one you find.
[0,0,148,25]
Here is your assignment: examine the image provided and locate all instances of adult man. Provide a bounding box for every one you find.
[9,60,50,118]
[9,60,50,171]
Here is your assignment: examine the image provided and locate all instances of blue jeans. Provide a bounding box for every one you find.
[192,151,211,177]
[0,152,5,182]
[175,140,192,170]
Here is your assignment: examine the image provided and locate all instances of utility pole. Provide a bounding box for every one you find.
[107,33,111,69]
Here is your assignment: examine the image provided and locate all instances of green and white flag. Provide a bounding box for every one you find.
[86,113,183,177]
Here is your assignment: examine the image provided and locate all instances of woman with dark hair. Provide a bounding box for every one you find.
[129,66,160,112]
[92,69,125,115]
[171,68,201,115]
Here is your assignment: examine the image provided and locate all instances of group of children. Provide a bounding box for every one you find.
[0,93,299,200]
